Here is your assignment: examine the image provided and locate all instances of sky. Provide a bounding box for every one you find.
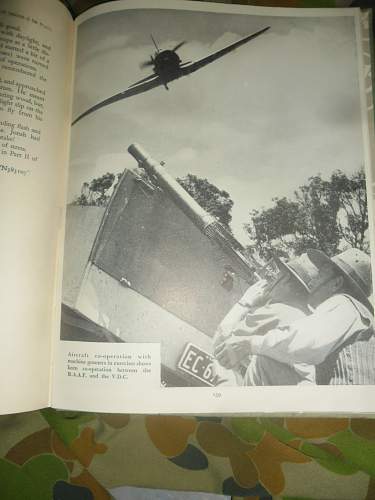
[69,6,364,244]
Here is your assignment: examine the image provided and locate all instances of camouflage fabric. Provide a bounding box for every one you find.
[2,411,375,499]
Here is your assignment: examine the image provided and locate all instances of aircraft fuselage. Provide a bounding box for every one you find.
[153,50,182,83]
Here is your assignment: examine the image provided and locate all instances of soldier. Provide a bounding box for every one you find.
[217,248,374,386]
[213,253,321,385]
[307,248,374,385]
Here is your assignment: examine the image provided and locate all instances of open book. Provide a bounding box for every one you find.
[1,0,375,415]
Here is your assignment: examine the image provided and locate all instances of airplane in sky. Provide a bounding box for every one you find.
[72,26,270,125]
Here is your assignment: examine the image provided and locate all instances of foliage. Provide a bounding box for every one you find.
[72,170,234,230]
[176,174,233,228]
[72,172,121,207]
[331,170,368,251]
[245,169,368,260]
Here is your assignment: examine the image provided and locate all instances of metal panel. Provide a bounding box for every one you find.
[91,171,253,336]
[62,205,105,307]
[75,263,213,376]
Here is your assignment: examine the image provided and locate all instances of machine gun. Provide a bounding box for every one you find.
[63,143,265,386]
[127,143,261,284]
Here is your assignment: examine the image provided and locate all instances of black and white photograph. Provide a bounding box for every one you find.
[61,2,375,389]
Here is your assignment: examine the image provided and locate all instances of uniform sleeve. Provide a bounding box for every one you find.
[214,281,268,347]
[213,302,250,348]
[249,296,372,365]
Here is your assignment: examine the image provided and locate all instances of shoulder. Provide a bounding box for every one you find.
[266,302,305,314]
[316,294,353,311]
[259,302,306,321]
[316,294,373,322]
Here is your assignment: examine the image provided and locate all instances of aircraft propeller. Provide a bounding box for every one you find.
[140,39,187,69]
[150,34,160,53]
[172,41,187,52]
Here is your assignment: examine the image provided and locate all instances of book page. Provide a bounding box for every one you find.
[53,0,375,415]
[0,0,74,413]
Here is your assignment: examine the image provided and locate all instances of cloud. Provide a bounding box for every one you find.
[70,9,363,245]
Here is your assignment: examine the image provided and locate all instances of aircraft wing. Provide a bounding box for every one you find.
[72,75,162,125]
[181,26,270,77]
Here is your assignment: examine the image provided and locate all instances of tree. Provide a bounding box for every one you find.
[245,169,368,260]
[292,174,341,256]
[331,170,369,252]
[72,172,121,207]
[73,171,234,231]
[177,174,233,228]
[245,197,303,259]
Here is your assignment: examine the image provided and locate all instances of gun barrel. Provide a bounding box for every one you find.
[128,143,256,282]
[128,143,216,231]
